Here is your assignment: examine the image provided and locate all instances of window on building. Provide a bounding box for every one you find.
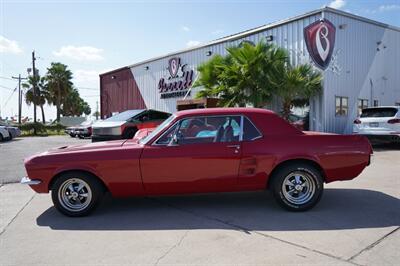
[358,99,369,115]
[373,100,379,107]
[335,96,348,116]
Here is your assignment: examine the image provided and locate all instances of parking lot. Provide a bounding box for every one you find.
[0,136,399,265]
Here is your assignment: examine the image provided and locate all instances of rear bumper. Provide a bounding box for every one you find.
[92,135,123,142]
[355,134,400,143]
[20,176,42,185]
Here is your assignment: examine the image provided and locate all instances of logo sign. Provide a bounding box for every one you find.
[168,57,180,78]
[158,57,195,99]
[304,19,336,70]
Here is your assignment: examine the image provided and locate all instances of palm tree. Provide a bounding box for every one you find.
[271,64,322,120]
[45,62,73,122]
[61,88,91,117]
[22,75,48,123]
[195,41,287,108]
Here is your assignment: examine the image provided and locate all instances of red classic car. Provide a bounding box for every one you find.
[22,108,372,216]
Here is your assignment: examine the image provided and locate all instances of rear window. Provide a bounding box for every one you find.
[360,108,398,118]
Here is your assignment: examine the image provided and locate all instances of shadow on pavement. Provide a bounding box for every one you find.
[372,143,400,152]
[37,188,400,231]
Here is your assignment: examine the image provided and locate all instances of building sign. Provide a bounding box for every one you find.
[304,19,336,70]
[158,57,195,99]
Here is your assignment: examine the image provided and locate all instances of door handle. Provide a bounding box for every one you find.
[227,145,240,149]
[227,145,240,153]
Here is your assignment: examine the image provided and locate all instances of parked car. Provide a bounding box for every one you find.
[91,109,171,142]
[75,121,93,139]
[0,122,21,139]
[21,108,372,216]
[22,108,372,217]
[353,106,400,143]
[65,126,78,137]
[0,126,10,142]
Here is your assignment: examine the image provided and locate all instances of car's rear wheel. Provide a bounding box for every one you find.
[51,172,104,217]
[271,163,323,211]
[0,133,3,142]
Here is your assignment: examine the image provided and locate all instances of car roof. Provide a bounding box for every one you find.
[175,107,275,117]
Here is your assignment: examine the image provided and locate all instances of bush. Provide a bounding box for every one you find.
[19,122,66,136]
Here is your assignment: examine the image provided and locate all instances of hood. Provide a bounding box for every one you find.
[46,139,129,154]
[92,120,126,128]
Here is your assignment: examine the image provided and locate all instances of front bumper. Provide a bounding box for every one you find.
[20,176,42,185]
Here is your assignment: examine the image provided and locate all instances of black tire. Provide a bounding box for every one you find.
[8,131,13,140]
[271,163,324,212]
[51,172,104,217]
[0,134,3,142]
[123,127,137,139]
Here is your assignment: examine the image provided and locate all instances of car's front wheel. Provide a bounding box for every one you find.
[271,163,323,211]
[51,172,104,217]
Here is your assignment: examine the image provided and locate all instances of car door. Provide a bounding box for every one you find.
[140,115,242,195]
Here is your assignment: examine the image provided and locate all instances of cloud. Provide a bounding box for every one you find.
[0,35,23,54]
[186,40,201,48]
[74,69,101,84]
[53,45,104,61]
[379,4,400,12]
[328,0,346,9]
[212,29,224,35]
[181,26,190,32]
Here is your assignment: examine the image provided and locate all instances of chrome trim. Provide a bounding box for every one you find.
[20,176,42,185]
[239,116,244,141]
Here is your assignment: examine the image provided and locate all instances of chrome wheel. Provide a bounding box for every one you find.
[281,171,316,205]
[58,178,92,212]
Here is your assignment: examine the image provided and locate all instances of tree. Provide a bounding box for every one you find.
[271,64,322,120]
[45,62,73,122]
[195,41,287,108]
[22,75,48,123]
[61,88,91,117]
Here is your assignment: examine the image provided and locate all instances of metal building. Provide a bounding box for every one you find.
[100,7,400,134]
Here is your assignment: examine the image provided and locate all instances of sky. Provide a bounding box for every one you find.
[1,0,399,121]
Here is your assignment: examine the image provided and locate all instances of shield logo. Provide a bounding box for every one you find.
[304,19,336,70]
[168,57,181,78]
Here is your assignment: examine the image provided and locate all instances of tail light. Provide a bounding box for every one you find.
[388,119,400,124]
[353,119,361,124]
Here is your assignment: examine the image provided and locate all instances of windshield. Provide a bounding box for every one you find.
[80,120,92,126]
[105,109,145,122]
[361,108,398,118]
[139,115,176,145]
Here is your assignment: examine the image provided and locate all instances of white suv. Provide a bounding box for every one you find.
[353,106,400,143]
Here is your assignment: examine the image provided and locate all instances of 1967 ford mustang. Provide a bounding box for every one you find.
[22,108,372,216]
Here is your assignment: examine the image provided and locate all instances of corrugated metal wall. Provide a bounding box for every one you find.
[130,13,323,130]
[101,9,400,133]
[100,68,146,118]
[323,11,400,133]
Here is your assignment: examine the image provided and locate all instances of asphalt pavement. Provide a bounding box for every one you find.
[0,136,399,265]
[0,136,91,184]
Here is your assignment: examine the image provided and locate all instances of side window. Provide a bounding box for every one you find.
[156,115,240,145]
[150,111,171,121]
[156,123,178,145]
[243,117,262,141]
[335,96,348,116]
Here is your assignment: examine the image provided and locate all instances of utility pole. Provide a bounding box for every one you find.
[95,101,99,120]
[32,50,37,123]
[12,74,28,125]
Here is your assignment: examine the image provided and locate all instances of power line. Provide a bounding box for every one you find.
[0,76,13,81]
[0,84,15,91]
[3,87,17,108]
[76,87,99,90]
